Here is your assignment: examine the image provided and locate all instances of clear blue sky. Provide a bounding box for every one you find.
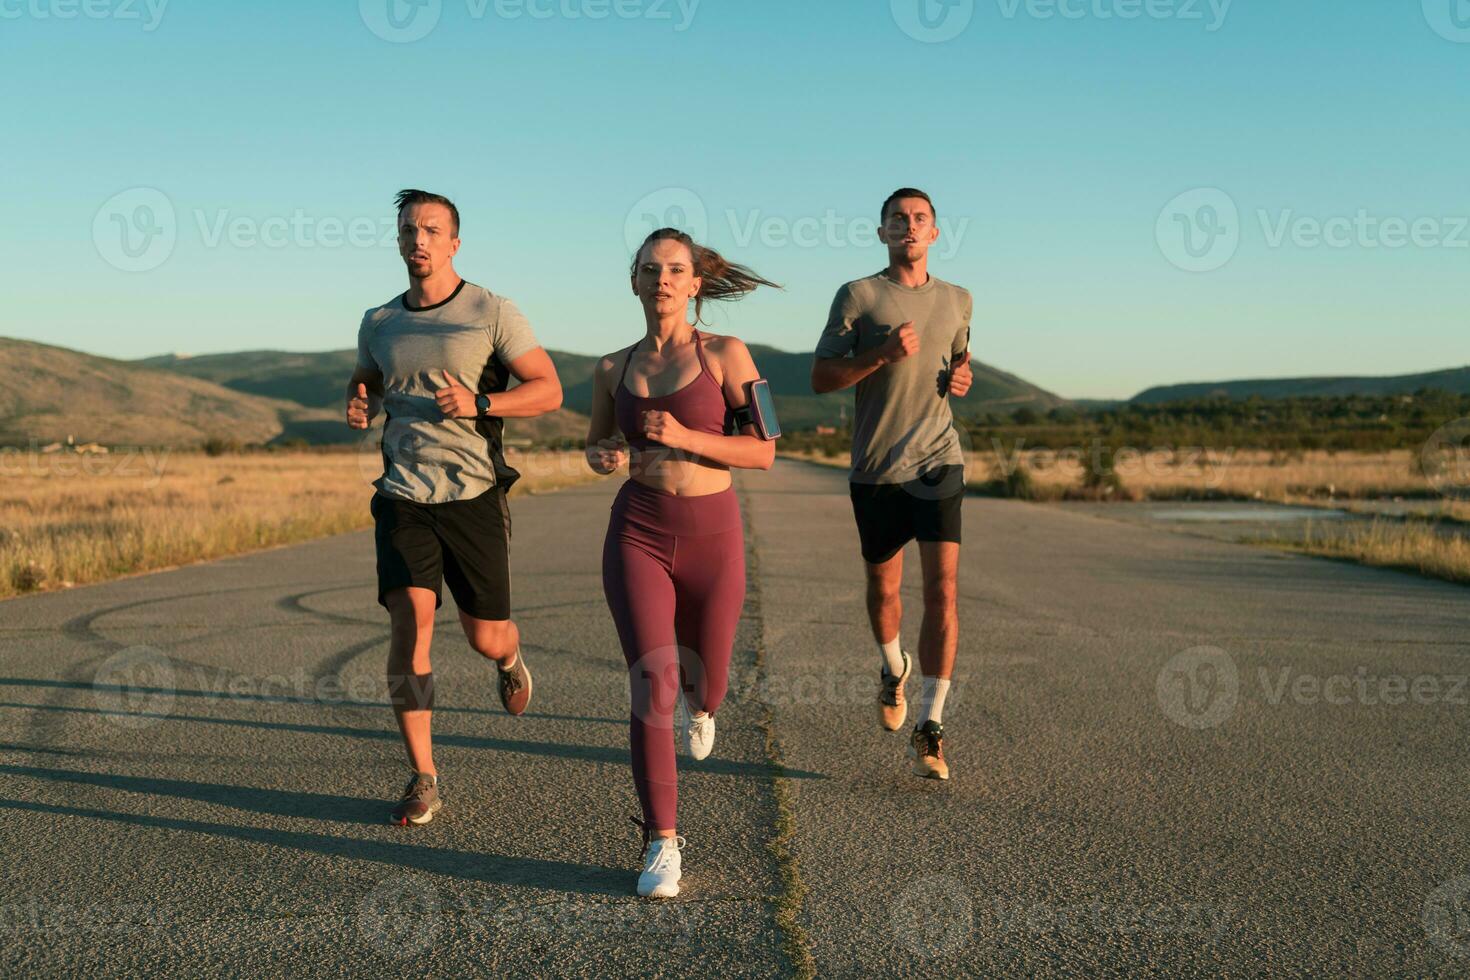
[3,0,1467,399]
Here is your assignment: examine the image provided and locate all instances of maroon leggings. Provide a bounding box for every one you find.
[602,480,745,831]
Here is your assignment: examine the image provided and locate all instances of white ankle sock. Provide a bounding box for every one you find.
[919,677,951,726]
[879,637,905,677]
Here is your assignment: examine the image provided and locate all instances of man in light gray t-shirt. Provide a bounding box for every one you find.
[816,270,972,486]
[356,278,541,502]
[346,189,564,828]
[811,187,974,785]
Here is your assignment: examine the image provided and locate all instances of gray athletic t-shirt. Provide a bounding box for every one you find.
[356,280,541,504]
[815,271,972,485]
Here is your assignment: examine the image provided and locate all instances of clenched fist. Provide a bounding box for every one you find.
[642,409,690,451]
[880,321,920,365]
[434,373,478,419]
[346,382,374,429]
[948,351,973,398]
[586,438,629,475]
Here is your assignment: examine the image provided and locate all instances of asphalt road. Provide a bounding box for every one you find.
[2,459,1469,976]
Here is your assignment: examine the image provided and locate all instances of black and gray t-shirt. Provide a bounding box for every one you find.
[356,280,541,504]
[816,271,972,485]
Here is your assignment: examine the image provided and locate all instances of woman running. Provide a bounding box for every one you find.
[585,227,780,898]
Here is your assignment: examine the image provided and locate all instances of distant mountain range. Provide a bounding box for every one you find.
[1131,366,1470,404]
[3,334,1464,447]
[127,341,1070,441]
[1,339,585,447]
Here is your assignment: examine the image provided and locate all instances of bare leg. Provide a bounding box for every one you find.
[458,611,520,665]
[863,550,904,646]
[385,587,438,776]
[916,541,959,681]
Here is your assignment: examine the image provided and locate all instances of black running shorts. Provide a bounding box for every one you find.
[371,488,512,620]
[848,464,964,565]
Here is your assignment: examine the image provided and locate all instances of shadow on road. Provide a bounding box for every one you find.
[0,761,384,825]
[0,677,624,725]
[0,701,825,780]
[0,794,630,895]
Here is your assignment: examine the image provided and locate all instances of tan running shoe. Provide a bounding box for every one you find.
[390,772,442,826]
[908,721,950,780]
[878,651,912,732]
[497,649,532,716]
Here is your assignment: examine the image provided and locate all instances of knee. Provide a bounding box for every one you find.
[865,574,900,604]
[923,578,957,611]
[466,620,517,658]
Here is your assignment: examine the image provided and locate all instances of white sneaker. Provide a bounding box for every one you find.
[637,835,685,898]
[676,695,716,761]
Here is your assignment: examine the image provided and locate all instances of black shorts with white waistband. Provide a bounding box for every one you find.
[848,464,964,565]
[371,487,512,620]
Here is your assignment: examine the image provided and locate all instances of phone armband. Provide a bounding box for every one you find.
[730,379,781,441]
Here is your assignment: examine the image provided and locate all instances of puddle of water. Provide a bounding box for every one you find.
[1151,507,1349,523]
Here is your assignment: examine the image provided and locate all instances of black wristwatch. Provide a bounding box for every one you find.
[475,393,492,416]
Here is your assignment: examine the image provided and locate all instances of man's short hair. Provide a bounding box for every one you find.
[394,189,460,236]
[881,187,936,222]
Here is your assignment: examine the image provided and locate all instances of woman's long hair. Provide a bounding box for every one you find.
[631,227,781,323]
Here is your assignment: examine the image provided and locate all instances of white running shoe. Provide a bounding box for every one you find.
[637,835,686,899]
[676,695,716,761]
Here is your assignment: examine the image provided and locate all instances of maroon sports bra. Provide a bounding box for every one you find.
[615,330,731,451]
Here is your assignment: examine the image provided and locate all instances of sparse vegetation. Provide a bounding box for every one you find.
[0,448,594,599]
[1268,519,1470,586]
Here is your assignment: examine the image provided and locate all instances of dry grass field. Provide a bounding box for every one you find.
[781,448,1470,585]
[0,448,596,599]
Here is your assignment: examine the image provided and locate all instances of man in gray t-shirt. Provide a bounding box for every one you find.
[346,189,564,827]
[812,187,974,783]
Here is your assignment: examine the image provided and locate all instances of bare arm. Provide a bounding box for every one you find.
[487,347,563,418]
[811,346,889,394]
[645,337,774,471]
[584,354,627,475]
[811,321,918,394]
[430,347,564,420]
